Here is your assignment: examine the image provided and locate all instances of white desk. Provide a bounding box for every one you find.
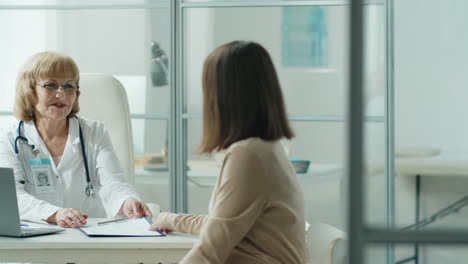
[374,153,468,228]
[395,153,468,177]
[0,219,198,263]
[390,153,468,264]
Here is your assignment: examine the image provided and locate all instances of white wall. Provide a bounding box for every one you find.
[0,10,51,116]
[395,0,468,152]
[56,8,171,157]
[58,9,146,75]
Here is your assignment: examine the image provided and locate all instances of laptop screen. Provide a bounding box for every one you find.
[0,167,22,236]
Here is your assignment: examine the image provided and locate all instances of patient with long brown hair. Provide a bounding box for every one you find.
[150,41,307,264]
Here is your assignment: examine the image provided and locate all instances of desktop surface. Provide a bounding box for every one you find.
[0,218,198,263]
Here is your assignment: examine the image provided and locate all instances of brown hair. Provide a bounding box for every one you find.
[199,41,294,153]
[14,51,80,121]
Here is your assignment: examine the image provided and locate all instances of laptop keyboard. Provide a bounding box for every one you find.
[20,227,61,236]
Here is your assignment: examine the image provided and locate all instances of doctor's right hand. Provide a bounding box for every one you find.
[47,208,88,228]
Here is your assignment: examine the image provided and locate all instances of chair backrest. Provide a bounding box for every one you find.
[307,221,346,264]
[331,237,347,264]
[77,73,135,184]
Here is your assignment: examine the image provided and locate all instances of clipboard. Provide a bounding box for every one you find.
[79,217,164,237]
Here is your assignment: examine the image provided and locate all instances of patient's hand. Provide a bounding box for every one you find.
[149,211,173,234]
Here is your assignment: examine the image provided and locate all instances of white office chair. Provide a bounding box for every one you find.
[78,73,160,218]
[307,221,347,264]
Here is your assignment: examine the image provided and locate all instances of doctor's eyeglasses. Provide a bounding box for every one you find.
[36,82,79,95]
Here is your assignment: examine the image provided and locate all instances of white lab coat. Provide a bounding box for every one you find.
[0,117,141,223]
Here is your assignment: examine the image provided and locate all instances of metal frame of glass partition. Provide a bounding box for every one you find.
[348,0,366,262]
[170,0,187,213]
[385,0,395,262]
[0,3,168,9]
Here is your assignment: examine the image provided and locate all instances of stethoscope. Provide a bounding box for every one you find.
[14,116,96,198]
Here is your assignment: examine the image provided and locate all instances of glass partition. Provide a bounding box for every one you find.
[182,3,387,237]
[184,6,348,117]
[0,1,172,211]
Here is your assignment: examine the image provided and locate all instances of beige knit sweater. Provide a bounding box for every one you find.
[158,138,307,264]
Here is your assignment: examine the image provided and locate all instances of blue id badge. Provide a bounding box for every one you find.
[29,159,55,194]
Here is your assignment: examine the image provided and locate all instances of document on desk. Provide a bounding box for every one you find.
[79,217,164,237]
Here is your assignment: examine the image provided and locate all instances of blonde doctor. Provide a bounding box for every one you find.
[0,51,152,228]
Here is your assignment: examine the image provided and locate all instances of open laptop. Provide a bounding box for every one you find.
[0,167,65,237]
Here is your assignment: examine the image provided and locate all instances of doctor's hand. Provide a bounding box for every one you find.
[47,208,88,228]
[120,197,153,219]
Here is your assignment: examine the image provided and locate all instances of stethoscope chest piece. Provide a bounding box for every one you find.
[86,182,96,198]
[32,148,40,155]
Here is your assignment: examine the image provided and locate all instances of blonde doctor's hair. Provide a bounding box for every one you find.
[14,51,81,121]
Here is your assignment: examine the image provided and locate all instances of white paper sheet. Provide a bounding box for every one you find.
[80,217,164,237]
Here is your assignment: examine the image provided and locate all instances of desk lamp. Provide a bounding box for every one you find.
[144,41,169,172]
[150,41,168,87]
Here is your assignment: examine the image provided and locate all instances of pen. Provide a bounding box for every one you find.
[97,218,127,225]
[156,228,167,235]
[21,224,29,227]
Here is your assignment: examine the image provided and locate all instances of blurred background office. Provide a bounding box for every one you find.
[2,0,468,263]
